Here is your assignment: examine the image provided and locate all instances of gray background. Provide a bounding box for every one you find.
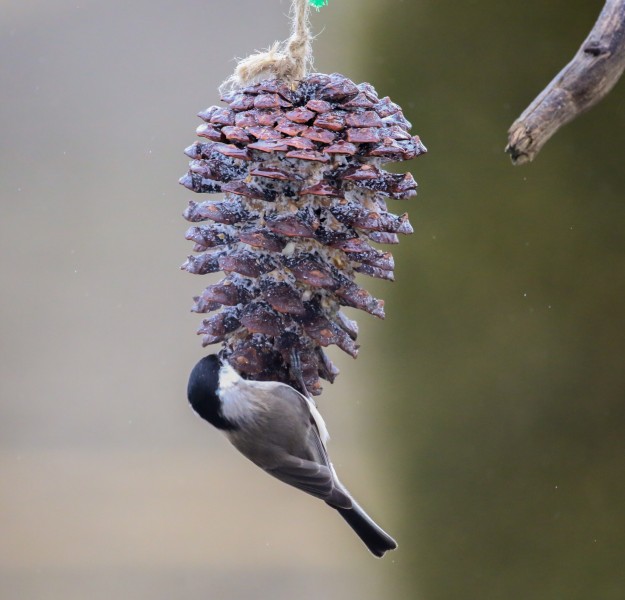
[1,2,393,599]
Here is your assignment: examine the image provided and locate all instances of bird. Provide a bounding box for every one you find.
[187,353,398,557]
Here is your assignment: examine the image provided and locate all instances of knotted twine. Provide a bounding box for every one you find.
[220,0,314,93]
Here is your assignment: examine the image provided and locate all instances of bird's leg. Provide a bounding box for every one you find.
[290,348,309,397]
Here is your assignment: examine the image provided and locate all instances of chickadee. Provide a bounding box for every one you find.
[187,354,397,558]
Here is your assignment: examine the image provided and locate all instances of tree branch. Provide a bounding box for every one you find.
[506,0,625,165]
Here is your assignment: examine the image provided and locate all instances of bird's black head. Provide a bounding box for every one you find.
[187,354,237,430]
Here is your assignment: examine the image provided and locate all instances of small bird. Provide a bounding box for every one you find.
[187,354,398,557]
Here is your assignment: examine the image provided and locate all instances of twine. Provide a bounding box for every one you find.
[220,0,313,93]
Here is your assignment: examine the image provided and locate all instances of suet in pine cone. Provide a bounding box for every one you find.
[180,72,426,396]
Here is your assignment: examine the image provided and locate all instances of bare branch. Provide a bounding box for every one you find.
[506,0,625,165]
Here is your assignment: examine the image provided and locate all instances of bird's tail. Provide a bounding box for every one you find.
[335,500,397,558]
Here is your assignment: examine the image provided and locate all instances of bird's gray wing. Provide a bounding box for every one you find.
[267,455,352,509]
[272,392,352,509]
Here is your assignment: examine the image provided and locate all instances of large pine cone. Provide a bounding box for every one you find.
[180,72,426,395]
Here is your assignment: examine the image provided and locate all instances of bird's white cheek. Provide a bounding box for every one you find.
[218,387,260,425]
[219,363,241,391]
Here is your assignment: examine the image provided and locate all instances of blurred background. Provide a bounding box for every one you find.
[2,0,625,598]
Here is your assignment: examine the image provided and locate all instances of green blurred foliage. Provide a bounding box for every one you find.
[359,1,625,598]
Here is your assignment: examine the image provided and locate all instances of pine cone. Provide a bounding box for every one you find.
[180,72,426,395]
